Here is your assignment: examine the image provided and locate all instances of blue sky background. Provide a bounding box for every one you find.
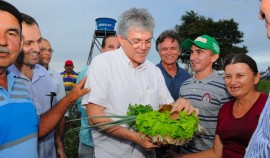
[10,0,270,72]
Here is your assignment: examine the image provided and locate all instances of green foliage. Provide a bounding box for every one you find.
[127,104,153,116]
[258,80,270,93]
[64,104,80,158]
[134,111,199,139]
[175,11,248,70]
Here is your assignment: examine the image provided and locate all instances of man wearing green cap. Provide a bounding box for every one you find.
[178,35,231,153]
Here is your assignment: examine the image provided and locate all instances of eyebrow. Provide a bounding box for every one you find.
[131,37,153,41]
[9,28,20,34]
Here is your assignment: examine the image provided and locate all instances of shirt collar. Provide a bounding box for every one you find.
[157,61,180,76]
[191,71,218,84]
[8,64,45,80]
[121,47,146,70]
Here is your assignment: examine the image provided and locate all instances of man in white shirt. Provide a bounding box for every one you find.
[82,8,198,158]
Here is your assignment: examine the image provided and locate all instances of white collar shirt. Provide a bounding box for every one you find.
[81,47,173,158]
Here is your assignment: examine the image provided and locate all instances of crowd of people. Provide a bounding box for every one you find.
[0,0,270,158]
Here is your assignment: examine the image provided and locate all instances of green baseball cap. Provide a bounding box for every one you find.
[182,35,220,54]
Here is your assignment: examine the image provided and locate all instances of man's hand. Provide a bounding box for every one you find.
[66,77,90,103]
[134,133,159,151]
[171,98,199,115]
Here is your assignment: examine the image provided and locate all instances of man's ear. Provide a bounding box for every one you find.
[211,54,219,63]
[117,34,126,47]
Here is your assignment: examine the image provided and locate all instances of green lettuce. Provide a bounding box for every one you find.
[133,110,199,139]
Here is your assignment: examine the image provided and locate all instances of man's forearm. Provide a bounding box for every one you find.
[101,123,139,143]
[39,96,74,138]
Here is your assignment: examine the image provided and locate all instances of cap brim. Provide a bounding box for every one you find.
[182,39,194,50]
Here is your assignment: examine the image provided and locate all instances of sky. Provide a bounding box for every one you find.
[10,0,270,72]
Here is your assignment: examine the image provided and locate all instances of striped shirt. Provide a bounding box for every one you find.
[179,71,231,153]
[245,94,270,158]
[61,70,78,94]
[0,71,39,158]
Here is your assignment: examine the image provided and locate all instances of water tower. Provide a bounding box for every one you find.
[86,18,117,65]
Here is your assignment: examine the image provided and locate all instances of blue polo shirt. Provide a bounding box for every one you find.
[0,71,39,158]
[156,61,190,101]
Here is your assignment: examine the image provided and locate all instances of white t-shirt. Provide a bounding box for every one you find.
[82,47,173,158]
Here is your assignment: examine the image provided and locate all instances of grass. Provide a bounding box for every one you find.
[62,80,270,157]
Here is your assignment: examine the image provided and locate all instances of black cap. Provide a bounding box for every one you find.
[0,1,22,24]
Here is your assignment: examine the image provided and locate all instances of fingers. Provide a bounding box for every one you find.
[170,98,189,114]
[77,77,90,95]
[194,108,199,116]
[171,98,199,116]
[136,133,159,151]
[77,77,87,88]
[182,103,191,114]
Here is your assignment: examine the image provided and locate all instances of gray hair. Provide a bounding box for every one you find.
[117,8,155,38]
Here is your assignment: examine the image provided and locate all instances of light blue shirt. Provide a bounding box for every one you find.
[76,65,93,147]
[8,64,57,158]
[48,66,68,116]
[0,71,39,158]
[245,94,270,158]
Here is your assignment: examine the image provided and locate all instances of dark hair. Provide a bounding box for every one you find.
[101,35,117,48]
[155,30,181,52]
[224,54,258,75]
[21,13,39,27]
[0,1,22,34]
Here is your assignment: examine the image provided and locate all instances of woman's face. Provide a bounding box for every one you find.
[224,63,260,98]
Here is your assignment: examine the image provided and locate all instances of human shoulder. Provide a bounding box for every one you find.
[72,70,79,76]
[48,67,62,79]
[91,48,123,67]
[144,60,163,72]
[177,66,190,77]
[35,64,50,74]
[219,99,234,111]
[180,77,193,87]
[7,64,21,76]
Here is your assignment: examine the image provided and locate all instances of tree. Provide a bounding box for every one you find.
[176,11,248,70]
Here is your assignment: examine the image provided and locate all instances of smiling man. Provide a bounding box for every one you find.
[178,35,231,153]
[155,30,190,158]
[7,13,59,158]
[156,30,190,101]
[0,1,88,158]
[81,8,198,158]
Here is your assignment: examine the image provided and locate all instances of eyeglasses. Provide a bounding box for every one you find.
[124,37,152,49]
[40,47,54,53]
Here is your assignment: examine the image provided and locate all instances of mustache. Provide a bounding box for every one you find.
[0,47,11,54]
